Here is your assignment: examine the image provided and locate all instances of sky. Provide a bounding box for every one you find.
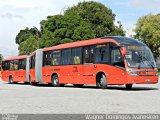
[0,0,160,58]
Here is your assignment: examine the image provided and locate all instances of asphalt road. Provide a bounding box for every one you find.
[0,78,160,114]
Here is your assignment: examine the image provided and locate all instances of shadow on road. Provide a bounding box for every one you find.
[20,83,159,91]
[3,82,158,91]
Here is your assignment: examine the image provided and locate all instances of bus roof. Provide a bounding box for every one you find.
[101,36,145,46]
[3,55,28,61]
[43,38,118,51]
[43,36,145,52]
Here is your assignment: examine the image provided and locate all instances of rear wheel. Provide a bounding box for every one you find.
[9,76,13,84]
[52,74,60,87]
[96,73,107,89]
[125,84,133,90]
[73,84,84,87]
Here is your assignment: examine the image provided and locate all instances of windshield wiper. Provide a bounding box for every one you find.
[142,55,154,69]
[138,53,142,69]
[136,52,154,69]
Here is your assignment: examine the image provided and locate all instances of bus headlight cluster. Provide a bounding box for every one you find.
[126,69,138,76]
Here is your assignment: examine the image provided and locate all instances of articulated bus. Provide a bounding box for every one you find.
[29,36,158,89]
[1,55,30,83]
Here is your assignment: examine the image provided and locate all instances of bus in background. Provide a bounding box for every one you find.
[1,55,30,84]
[29,36,158,89]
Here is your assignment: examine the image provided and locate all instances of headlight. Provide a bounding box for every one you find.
[126,69,138,76]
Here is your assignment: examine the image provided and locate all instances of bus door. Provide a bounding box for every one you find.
[30,55,36,82]
[71,47,83,84]
[12,60,19,82]
[109,44,126,84]
[18,59,26,82]
[82,46,96,84]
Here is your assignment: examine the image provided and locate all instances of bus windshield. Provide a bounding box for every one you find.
[125,45,156,68]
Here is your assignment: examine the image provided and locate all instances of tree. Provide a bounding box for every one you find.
[16,1,125,52]
[16,27,40,54]
[16,27,40,45]
[0,53,3,63]
[134,14,160,58]
[65,1,125,37]
[39,14,95,47]
[18,36,39,55]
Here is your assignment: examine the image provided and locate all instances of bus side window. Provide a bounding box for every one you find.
[10,60,14,70]
[83,46,95,63]
[30,55,35,69]
[72,47,82,64]
[2,61,5,70]
[95,44,109,63]
[43,51,51,66]
[51,50,61,66]
[19,59,26,70]
[14,60,18,70]
[61,49,71,65]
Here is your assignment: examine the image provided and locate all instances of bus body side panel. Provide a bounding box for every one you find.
[82,64,127,85]
[30,69,35,82]
[1,70,11,82]
[25,57,30,82]
[42,66,53,83]
[35,49,43,83]
[46,64,126,85]
[12,70,19,82]
[58,65,83,84]
[127,74,158,84]
[18,69,26,82]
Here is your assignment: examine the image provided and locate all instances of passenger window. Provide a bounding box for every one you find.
[72,47,82,64]
[10,61,14,70]
[30,55,35,69]
[83,46,95,63]
[51,50,61,66]
[95,44,109,63]
[43,51,51,66]
[19,59,26,70]
[14,60,19,70]
[61,49,71,65]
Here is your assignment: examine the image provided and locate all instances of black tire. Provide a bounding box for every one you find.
[73,84,84,87]
[96,73,107,89]
[52,74,60,87]
[125,84,133,90]
[9,76,13,84]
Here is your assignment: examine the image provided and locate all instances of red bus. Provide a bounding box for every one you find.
[29,36,158,89]
[1,55,30,84]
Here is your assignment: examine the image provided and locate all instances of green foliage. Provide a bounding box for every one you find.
[18,36,39,55]
[65,1,125,37]
[16,27,40,45]
[135,14,160,59]
[39,14,95,48]
[16,27,40,54]
[16,1,125,54]
[0,53,3,63]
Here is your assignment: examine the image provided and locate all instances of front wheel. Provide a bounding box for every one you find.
[52,74,60,87]
[96,73,107,89]
[125,84,133,90]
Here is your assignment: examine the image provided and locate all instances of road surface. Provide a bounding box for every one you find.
[0,78,159,114]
